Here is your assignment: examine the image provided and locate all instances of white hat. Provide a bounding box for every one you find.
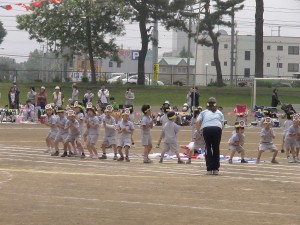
[41,86,45,89]
[55,86,60,90]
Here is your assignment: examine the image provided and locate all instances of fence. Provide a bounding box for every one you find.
[0,69,295,86]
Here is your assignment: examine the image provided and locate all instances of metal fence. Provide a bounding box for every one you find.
[0,69,294,86]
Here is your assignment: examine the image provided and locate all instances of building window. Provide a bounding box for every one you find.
[277,63,283,68]
[211,61,215,66]
[277,46,283,51]
[267,45,271,50]
[224,44,228,49]
[288,46,299,55]
[109,61,113,67]
[117,62,121,68]
[160,67,167,73]
[244,68,250,78]
[267,63,270,67]
[224,61,227,66]
[177,67,187,73]
[245,51,251,60]
[288,63,299,72]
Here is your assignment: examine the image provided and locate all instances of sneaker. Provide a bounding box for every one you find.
[159,158,163,163]
[288,157,295,163]
[295,157,300,163]
[117,157,124,161]
[206,171,213,175]
[212,170,219,175]
[113,155,118,160]
[271,159,279,164]
[68,152,75,157]
[281,149,285,153]
[241,159,248,163]
[178,160,184,164]
[51,151,59,156]
[186,159,191,164]
[228,159,233,164]
[61,152,68,157]
[125,157,130,162]
[80,153,86,159]
[256,159,260,164]
[44,149,51,153]
[99,154,107,160]
[143,158,153,163]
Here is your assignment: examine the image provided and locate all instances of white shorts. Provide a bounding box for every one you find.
[103,136,116,147]
[87,134,98,145]
[65,134,82,144]
[141,134,152,146]
[54,132,68,143]
[117,137,132,148]
[259,143,277,152]
[47,131,57,140]
[284,139,297,149]
[228,144,244,153]
[163,142,178,152]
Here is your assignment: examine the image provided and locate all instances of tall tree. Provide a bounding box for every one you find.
[16,0,128,83]
[126,0,195,85]
[197,0,244,86]
[255,0,264,78]
[0,21,7,45]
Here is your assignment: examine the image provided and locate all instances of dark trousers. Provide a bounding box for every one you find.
[203,126,222,171]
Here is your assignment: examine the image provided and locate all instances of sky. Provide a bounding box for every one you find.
[1,0,300,63]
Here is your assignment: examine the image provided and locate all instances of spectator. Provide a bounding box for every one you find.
[53,86,64,107]
[71,83,79,103]
[27,87,37,106]
[37,86,48,120]
[8,87,18,109]
[190,87,200,109]
[271,88,280,107]
[10,82,20,109]
[125,87,135,106]
[97,84,109,107]
[82,88,94,107]
[23,99,35,122]
[186,87,193,108]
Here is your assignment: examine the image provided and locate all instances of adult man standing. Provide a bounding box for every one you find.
[97,84,109,107]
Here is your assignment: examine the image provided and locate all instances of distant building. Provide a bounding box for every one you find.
[158,57,195,85]
[69,49,153,82]
[195,34,300,85]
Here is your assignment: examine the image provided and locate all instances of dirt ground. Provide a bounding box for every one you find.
[0,111,299,225]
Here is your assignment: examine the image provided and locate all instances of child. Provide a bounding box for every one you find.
[73,101,85,156]
[228,121,248,164]
[281,112,294,153]
[85,104,100,159]
[83,88,94,107]
[159,111,184,164]
[141,105,154,163]
[156,105,171,148]
[186,128,206,164]
[108,96,119,111]
[99,105,118,160]
[284,114,300,163]
[44,104,58,154]
[23,99,35,122]
[116,109,135,162]
[61,110,84,157]
[256,117,279,164]
[52,107,69,156]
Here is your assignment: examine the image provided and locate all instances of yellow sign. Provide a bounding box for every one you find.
[152,64,159,81]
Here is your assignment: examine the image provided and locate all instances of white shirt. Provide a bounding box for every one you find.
[197,109,224,129]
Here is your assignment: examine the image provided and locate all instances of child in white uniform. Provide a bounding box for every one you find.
[44,104,58,154]
[140,105,154,163]
[85,103,99,159]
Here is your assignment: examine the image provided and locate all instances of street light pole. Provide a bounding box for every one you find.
[205,63,208,86]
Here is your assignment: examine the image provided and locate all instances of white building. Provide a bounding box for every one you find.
[195,33,300,86]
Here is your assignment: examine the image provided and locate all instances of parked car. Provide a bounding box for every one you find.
[122,75,164,85]
[107,76,123,84]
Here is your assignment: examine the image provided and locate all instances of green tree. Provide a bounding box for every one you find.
[196,0,244,86]
[126,0,196,85]
[179,46,194,58]
[0,21,7,45]
[255,0,264,78]
[16,0,128,83]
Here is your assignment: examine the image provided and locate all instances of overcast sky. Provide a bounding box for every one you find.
[1,0,300,63]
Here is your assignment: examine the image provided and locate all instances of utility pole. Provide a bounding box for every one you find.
[230,7,235,86]
[152,20,158,73]
[276,55,281,77]
[186,6,192,86]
